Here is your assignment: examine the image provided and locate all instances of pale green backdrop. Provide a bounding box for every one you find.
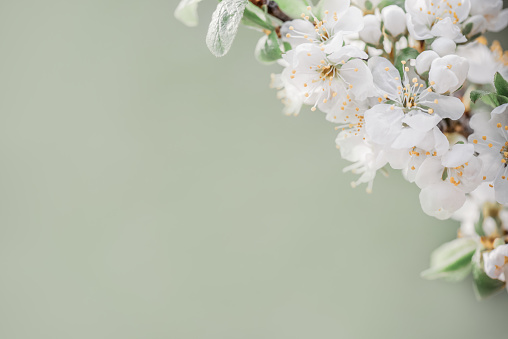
[0,1,506,338]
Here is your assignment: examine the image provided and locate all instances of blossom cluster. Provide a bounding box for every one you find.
[176,0,508,299]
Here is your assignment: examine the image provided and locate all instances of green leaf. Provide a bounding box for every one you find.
[421,238,477,282]
[206,0,249,57]
[365,0,373,10]
[275,0,309,20]
[395,47,419,77]
[242,3,274,30]
[470,90,491,104]
[283,41,292,52]
[255,31,283,64]
[494,72,508,97]
[474,211,485,237]
[378,0,405,10]
[174,0,204,27]
[462,22,473,36]
[470,90,508,107]
[472,250,506,300]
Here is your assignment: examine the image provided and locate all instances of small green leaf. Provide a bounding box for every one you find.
[395,47,419,77]
[378,0,405,10]
[494,72,508,97]
[421,238,477,282]
[462,22,473,36]
[242,3,274,30]
[365,0,373,10]
[470,90,490,103]
[475,211,485,237]
[441,168,449,181]
[472,250,506,300]
[206,0,249,57]
[275,0,309,20]
[255,31,283,64]
[470,90,508,108]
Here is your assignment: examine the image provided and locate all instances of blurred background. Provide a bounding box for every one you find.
[0,0,506,338]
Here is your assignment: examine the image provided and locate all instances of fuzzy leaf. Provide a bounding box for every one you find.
[421,238,477,282]
[174,0,203,27]
[206,0,249,57]
[255,31,283,64]
[494,72,508,97]
[470,90,508,108]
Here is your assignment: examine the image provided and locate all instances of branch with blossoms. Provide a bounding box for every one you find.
[175,0,508,299]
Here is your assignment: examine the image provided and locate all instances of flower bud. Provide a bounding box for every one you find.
[431,37,457,56]
[359,15,382,46]
[415,50,439,74]
[381,5,407,37]
[429,55,469,94]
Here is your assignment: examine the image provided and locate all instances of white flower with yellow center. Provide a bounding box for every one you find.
[469,0,508,33]
[456,39,508,85]
[281,0,363,53]
[415,143,483,219]
[405,0,471,43]
[282,42,373,112]
[364,56,464,150]
[483,244,508,283]
[468,103,508,204]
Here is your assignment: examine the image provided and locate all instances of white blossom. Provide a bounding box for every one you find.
[281,42,373,112]
[381,5,407,37]
[405,0,471,42]
[456,39,508,85]
[281,0,363,52]
[468,104,508,204]
[364,57,464,151]
[359,14,383,46]
[469,0,508,33]
[483,244,508,282]
[428,54,469,94]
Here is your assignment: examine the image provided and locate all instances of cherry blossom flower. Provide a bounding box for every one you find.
[405,0,471,43]
[483,244,508,282]
[456,39,508,85]
[468,104,508,204]
[364,57,464,150]
[469,0,508,33]
[281,42,373,112]
[281,0,363,52]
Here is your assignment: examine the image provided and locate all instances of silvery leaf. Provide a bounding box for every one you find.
[206,0,249,57]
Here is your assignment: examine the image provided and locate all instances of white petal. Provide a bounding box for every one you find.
[364,105,404,145]
[420,93,465,120]
[431,37,456,56]
[416,50,439,74]
[415,157,444,188]
[419,182,467,220]
[340,59,374,100]
[441,143,474,168]
[368,56,400,98]
[402,112,441,132]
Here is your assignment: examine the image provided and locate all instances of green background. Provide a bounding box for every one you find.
[0,0,506,338]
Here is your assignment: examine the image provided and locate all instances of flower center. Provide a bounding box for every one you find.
[501,141,508,166]
[419,0,463,26]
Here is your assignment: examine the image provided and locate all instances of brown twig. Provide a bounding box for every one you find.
[249,0,293,22]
